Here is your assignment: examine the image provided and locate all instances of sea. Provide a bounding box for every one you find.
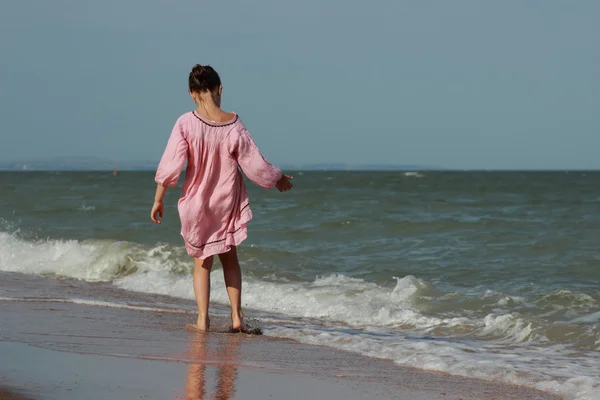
[0,170,599,400]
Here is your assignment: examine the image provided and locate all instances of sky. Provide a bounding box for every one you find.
[0,0,598,170]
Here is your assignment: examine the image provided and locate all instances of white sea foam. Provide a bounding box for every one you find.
[496,295,525,307]
[118,269,471,331]
[404,172,424,178]
[481,314,535,343]
[265,326,600,400]
[0,232,144,281]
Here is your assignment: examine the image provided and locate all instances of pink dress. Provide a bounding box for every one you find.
[155,111,282,259]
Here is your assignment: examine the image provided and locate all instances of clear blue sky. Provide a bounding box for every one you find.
[1,1,598,169]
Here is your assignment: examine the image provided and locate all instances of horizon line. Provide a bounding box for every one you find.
[2,168,600,172]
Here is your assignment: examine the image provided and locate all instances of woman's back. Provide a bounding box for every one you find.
[155,110,282,259]
[181,111,242,198]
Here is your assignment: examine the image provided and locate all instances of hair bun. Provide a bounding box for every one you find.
[192,64,205,75]
[189,64,221,97]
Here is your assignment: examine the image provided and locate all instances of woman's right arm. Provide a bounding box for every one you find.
[151,118,189,224]
[155,119,188,188]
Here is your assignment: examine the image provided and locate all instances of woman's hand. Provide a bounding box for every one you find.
[276,174,293,192]
[151,201,164,224]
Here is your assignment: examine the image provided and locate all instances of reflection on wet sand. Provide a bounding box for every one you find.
[184,333,242,400]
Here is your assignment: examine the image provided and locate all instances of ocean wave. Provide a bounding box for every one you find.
[265,326,600,400]
[570,311,600,325]
[0,232,189,282]
[540,290,597,308]
[480,313,535,343]
[1,232,598,347]
[118,269,444,329]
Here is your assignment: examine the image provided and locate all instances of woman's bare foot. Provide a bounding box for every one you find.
[231,311,245,331]
[193,316,210,332]
[228,310,262,335]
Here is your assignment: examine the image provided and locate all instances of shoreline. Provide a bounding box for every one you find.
[0,274,562,400]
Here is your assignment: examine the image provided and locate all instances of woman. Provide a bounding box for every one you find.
[151,64,293,332]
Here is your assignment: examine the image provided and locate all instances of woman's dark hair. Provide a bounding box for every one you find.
[189,64,221,95]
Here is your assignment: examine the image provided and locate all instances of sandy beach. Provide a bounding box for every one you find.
[0,272,562,400]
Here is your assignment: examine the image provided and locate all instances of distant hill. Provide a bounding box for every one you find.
[0,157,157,171]
[0,157,439,171]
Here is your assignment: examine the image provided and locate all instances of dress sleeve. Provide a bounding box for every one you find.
[155,119,188,187]
[229,125,282,189]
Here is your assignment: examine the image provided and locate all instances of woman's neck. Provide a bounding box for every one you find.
[196,102,221,118]
[195,102,233,123]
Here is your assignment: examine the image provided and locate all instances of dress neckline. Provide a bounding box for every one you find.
[192,111,238,127]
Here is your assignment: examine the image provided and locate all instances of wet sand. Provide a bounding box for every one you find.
[0,272,562,399]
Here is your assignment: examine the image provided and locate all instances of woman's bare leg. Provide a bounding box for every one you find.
[218,247,245,330]
[193,256,214,331]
